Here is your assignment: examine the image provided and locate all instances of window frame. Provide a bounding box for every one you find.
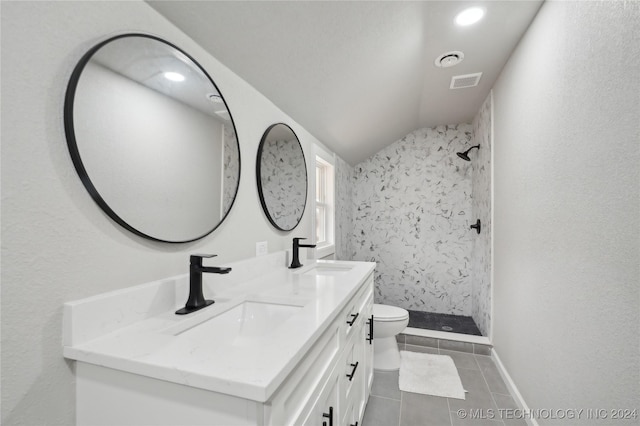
[311,144,335,259]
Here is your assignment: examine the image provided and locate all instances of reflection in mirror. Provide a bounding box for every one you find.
[65,34,240,243]
[257,124,307,231]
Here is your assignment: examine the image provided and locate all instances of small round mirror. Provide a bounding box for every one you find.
[64,34,241,243]
[256,124,307,231]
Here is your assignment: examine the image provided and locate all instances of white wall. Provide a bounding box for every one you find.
[1,2,325,424]
[492,0,639,420]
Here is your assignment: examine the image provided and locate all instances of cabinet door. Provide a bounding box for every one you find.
[362,293,374,408]
[301,369,339,426]
[343,336,362,400]
[343,397,361,426]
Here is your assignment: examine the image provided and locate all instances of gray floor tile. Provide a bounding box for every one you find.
[448,384,498,412]
[363,353,520,426]
[362,395,401,426]
[475,356,509,395]
[473,344,492,356]
[503,417,528,426]
[491,393,518,410]
[371,370,401,400]
[451,411,505,426]
[404,344,439,355]
[440,349,479,370]
[405,335,438,348]
[499,409,528,426]
[400,392,452,426]
[440,340,474,353]
[457,368,490,393]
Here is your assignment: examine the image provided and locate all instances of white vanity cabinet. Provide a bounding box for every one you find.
[267,273,374,426]
[66,257,375,426]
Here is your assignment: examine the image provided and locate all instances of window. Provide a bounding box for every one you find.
[313,147,335,258]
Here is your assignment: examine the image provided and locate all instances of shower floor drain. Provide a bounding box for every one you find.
[441,326,454,332]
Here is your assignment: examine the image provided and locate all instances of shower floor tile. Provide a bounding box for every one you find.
[407,310,482,336]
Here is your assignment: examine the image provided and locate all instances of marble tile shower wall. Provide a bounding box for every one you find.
[259,139,306,230]
[349,125,475,316]
[470,94,492,336]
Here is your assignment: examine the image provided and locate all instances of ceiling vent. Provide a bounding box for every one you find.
[450,72,482,89]
[435,51,464,68]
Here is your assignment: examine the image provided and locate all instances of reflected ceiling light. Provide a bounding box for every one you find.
[164,71,185,82]
[455,7,485,26]
[207,93,224,103]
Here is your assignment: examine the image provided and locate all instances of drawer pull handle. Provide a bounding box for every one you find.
[367,315,374,344]
[347,312,359,326]
[350,423,359,426]
[322,406,333,426]
[346,362,359,381]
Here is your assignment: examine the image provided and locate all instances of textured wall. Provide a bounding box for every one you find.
[492,0,639,418]
[1,2,325,423]
[470,93,492,337]
[334,155,354,260]
[351,125,474,315]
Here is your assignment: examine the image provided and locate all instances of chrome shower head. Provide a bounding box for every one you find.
[456,145,480,161]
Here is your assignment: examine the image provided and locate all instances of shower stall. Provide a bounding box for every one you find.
[336,94,493,339]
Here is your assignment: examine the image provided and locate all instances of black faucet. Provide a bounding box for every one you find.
[289,238,316,269]
[175,254,231,315]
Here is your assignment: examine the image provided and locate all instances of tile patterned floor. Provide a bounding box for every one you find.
[362,343,527,426]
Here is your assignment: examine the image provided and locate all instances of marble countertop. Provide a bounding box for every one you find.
[63,254,375,402]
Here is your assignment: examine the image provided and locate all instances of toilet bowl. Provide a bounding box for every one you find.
[373,304,409,371]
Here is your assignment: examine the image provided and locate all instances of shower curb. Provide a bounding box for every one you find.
[397,333,492,356]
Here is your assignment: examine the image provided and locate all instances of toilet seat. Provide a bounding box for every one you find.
[373,304,409,322]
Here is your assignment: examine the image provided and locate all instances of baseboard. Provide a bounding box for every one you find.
[491,349,539,426]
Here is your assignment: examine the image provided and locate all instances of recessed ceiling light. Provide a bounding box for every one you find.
[455,7,485,26]
[164,71,185,82]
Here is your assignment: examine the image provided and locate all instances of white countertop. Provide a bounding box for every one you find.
[63,254,375,402]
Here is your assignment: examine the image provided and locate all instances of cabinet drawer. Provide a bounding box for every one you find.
[342,273,373,339]
[266,318,341,426]
[342,336,364,402]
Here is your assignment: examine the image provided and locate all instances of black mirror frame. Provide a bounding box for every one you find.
[64,33,241,243]
[256,123,308,232]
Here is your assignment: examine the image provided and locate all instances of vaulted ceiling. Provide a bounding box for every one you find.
[148,1,543,165]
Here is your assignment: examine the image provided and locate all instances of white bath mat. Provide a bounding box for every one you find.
[399,351,465,400]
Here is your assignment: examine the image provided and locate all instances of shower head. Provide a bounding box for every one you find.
[457,152,471,161]
[456,145,480,161]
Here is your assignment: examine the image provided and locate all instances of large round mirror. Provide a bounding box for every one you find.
[256,124,307,231]
[64,34,240,243]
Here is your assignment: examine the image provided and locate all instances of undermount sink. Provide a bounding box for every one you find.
[302,263,354,276]
[176,301,303,345]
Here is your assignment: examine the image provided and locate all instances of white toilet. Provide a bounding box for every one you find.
[372,304,409,371]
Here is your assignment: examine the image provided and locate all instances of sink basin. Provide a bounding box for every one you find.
[176,301,303,345]
[302,264,354,276]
